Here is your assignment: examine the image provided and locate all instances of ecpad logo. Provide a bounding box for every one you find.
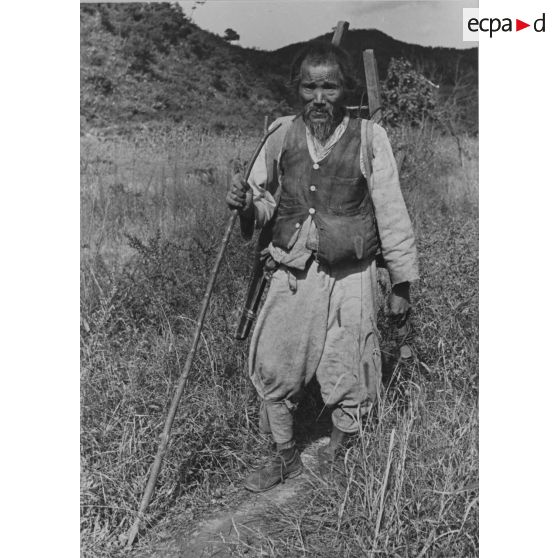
[463,9,546,40]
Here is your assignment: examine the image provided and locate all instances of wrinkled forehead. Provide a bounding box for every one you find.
[300,60,342,84]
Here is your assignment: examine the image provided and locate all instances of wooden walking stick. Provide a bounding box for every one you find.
[126,122,282,547]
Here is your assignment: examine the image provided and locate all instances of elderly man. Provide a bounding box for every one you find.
[226,42,419,492]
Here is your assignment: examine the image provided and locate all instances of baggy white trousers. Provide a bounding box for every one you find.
[249,257,382,443]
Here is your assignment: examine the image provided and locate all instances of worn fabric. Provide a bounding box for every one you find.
[362,121,419,286]
[258,400,296,448]
[249,257,382,436]
[247,115,419,286]
[272,116,379,267]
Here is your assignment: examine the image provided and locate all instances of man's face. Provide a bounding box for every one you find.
[299,59,345,142]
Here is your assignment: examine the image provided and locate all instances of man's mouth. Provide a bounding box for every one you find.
[309,110,330,119]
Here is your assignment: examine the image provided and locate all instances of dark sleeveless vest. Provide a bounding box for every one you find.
[272,116,379,267]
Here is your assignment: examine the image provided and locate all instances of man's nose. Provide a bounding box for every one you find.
[313,89,325,104]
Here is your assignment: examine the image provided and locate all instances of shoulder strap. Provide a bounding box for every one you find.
[264,115,296,197]
[265,115,295,158]
[360,118,375,184]
[240,116,295,241]
[360,119,389,266]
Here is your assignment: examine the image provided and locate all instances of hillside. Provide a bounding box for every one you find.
[80,3,289,133]
[80,3,478,134]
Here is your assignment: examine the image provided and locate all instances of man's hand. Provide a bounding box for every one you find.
[226,173,254,217]
[387,282,411,326]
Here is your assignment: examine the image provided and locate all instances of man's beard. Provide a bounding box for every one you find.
[303,104,344,144]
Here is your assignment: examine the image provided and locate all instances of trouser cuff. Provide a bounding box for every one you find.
[332,406,364,434]
[276,439,296,451]
[260,400,295,445]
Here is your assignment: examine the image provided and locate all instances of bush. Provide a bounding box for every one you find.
[382,58,438,127]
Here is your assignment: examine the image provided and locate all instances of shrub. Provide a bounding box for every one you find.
[382,58,438,127]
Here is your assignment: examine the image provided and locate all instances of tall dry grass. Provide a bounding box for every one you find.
[80,122,478,557]
[81,125,266,556]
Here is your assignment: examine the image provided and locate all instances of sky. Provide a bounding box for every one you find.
[178,0,479,50]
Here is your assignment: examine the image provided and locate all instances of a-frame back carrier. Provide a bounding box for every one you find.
[362,47,413,355]
[363,49,382,122]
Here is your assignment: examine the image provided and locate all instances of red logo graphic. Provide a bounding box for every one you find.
[516,19,531,31]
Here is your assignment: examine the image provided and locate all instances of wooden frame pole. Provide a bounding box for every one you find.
[362,48,413,358]
[332,20,349,46]
[363,49,382,122]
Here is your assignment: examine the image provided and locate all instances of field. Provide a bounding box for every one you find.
[80,123,478,557]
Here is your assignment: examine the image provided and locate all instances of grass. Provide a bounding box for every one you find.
[80,122,478,557]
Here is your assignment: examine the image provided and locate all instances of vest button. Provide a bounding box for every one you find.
[310,185,317,192]
[295,222,301,229]
[312,163,320,170]
[308,208,316,215]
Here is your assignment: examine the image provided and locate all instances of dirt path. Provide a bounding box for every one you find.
[133,437,329,557]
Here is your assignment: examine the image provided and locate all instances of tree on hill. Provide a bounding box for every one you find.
[80,3,287,132]
[223,28,240,42]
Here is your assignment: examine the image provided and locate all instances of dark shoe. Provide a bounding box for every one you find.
[245,448,303,493]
